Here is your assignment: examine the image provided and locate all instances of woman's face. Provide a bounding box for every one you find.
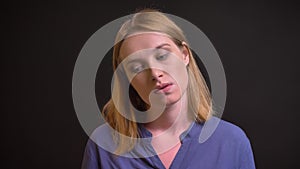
[119,32,190,107]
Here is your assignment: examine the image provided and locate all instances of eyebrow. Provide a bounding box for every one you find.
[155,43,171,49]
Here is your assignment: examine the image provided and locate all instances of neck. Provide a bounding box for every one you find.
[144,92,193,137]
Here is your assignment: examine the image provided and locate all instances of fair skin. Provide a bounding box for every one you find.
[120,32,193,168]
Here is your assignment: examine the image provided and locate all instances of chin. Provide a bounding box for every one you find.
[165,94,182,106]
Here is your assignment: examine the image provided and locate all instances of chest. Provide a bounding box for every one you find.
[156,142,181,169]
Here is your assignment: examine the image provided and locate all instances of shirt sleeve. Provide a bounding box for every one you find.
[81,139,101,169]
[239,137,256,169]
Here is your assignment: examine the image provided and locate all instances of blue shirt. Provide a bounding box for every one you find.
[81,118,255,169]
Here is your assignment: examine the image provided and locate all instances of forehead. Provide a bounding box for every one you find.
[119,32,176,59]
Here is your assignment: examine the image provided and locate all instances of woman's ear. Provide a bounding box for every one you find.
[181,41,190,66]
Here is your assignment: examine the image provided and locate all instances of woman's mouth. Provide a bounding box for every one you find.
[154,83,173,93]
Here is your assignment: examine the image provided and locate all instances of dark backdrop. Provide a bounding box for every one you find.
[2,0,299,169]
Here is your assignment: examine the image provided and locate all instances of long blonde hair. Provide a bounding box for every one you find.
[102,9,212,154]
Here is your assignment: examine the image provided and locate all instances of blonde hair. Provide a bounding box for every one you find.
[102,9,212,154]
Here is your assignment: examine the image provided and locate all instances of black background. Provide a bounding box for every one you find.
[2,0,299,169]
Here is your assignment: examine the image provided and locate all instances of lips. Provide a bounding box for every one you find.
[154,83,173,93]
[155,83,171,89]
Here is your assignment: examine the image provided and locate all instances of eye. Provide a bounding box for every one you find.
[156,53,170,61]
[130,65,144,73]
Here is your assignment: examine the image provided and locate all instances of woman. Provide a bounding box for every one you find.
[82,9,255,169]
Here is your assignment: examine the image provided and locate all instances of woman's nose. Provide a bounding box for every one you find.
[150,68,163,81]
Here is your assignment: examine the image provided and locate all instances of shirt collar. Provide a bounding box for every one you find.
[137,121,204,142]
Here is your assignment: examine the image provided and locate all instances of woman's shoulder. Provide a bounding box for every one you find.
[217,118,252,149]
[218,118,248,138]
[191,117,256,168]
[87,123,117,152]
[90,123,113,139]
[198,116,250,144]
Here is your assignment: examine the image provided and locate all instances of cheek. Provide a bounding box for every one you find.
[131,76,150,99]
[165,61,189,91]
[175,65,188,80]
[131,74,146,89]
[174,68,189,95]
